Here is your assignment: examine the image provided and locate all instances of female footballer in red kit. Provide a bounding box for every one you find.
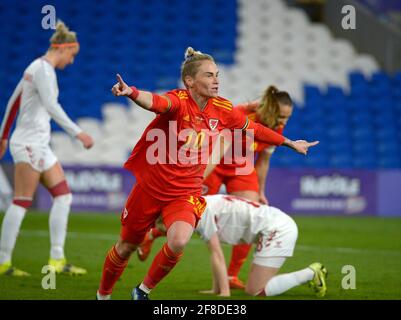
[138,86,295,290]
[96,47,318,300]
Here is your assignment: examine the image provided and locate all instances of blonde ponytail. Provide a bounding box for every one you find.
[257,85,292,128]
[184,47,197,59]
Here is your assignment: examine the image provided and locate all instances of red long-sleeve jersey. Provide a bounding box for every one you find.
[124,89,285,201]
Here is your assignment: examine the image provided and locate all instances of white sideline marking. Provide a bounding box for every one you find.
[20,230,118,241]
[19,230,401,257]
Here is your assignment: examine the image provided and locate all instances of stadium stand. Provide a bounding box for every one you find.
[0,0,400,169]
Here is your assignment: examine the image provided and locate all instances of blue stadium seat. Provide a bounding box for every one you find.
[346,98,370,112]
[349,71,367,87]
[304,153,330,168]
[369,85,393,100]
[273,147,306,168]
[325,85,345,101]
[377,141,400,155]
[282,121,301,138]
[352,126,374,141]
[327,124,351,140]
[393,71,401,88]
[329,140,353,154]
[371,71,392,87]
[330,154,353,168]
[349,72,369,98]
[325,109,348,126]
[378,156,401,168]
[0,0,237,133]
[395,101,401,113]
[374,113,396,127]
[302,111,323,125]
[350,113,372,127]
[393,87,401,101]
[370,98,394,113]
[353,141,376,155]
[322,99,347,112]
[304,85,322,104]
[353,156,377,168]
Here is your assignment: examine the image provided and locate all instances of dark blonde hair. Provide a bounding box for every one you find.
[49,20,78,48]
[257,86,293,128]
[181,47,215,87]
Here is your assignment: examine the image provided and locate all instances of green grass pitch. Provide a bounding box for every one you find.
[0,211,400,300]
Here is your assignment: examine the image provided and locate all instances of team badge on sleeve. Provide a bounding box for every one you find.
[208,119,219,131]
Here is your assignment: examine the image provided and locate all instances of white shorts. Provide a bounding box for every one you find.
[253,211,298,267]
[10,143,58,173]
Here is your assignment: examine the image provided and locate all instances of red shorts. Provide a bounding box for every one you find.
[202,168,259,195]
[120,184,206,245]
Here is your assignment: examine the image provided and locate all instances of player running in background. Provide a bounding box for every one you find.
[196,194,327,298]
[96,47,319,300]
[0,21,94,276]
[137,86,294,290]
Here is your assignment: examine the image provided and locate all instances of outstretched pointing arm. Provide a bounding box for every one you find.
[111,74,178,114]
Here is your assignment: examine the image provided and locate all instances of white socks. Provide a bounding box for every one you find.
[0,204,27,264]
[264,267,314,296]
[49,194,72,260]
[139,283,151,294]
[0,193,72,264]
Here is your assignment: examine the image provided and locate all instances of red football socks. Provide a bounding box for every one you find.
[143,243,183,289]
[228,244,252,277]
[98,246,129,295]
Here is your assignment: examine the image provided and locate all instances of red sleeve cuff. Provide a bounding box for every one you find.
[128,86,139,100]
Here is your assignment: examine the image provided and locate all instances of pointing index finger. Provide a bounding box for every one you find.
[308,141,320,147]
[116,74,124,85]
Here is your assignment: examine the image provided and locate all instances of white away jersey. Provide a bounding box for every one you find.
[197,194,291,244]
[0,58,82,146]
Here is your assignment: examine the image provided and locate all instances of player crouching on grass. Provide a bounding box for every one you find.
[196,194,328,298]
